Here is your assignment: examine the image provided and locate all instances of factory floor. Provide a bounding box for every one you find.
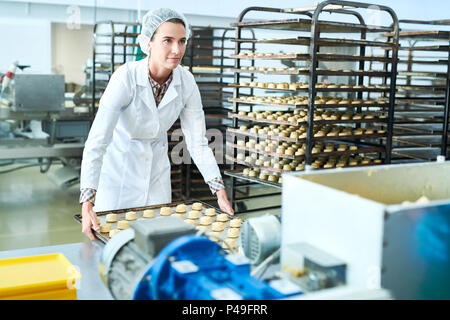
[0,163,281,252]
[0,164,86,251]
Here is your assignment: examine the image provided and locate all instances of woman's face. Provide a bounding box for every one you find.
[148,22,186,71]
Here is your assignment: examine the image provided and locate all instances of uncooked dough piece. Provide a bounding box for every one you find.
[188,210,200,219]
[222,238,237,249]
[100,224,112,233]
[208,231,223,242]
[211,222,225,232]
[143,209,154,218]
[227,228,240,238]
[118,220,130,230]
[175,204,187,213]
[160,207,172,216]
[125,211,137,221]
[109,229,120,238]
[416,195,430,204]
[105,214,117,223]
[230,218,243,228]
[199,216,213,226]
[196,225,208,232]
[216,213,229,222]
[192,202,203,211]
[174,213,185,219]
[184,219,196,225]
[204,208,216,216]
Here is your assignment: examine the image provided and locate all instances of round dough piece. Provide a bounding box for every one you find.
[160,207,172,216]
[118,220,130,230]
[230,218,243,228]
[216,213,229,222]
[184,219,196,225]
[204,208,216,216]
[105,214,117,223]
[188,210,200,219]
[195,225,208,232]
[100,224,112,233]
[143,209,154,218]
[208,231,223,242]
[199,216,213,226]
[125,211,137,221]
[211,222,225,232]
[174,213,185,219]
[109,229,120,238]
[192,202,203,211]
[175,204,187,213]
[222,238,237,249]
[227,228,240,238]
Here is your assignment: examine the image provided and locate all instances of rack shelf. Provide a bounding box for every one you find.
[385,20,450,161]
[226,2,400,213]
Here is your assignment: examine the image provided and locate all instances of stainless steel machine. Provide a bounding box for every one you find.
[0,73,91,188]
[281,160,450,299]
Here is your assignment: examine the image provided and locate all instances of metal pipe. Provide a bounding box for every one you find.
[441,39,450,157]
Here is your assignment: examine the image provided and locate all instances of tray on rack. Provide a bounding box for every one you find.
[73,200,241,245]
[227,127,388,143]
[225,169,282,189]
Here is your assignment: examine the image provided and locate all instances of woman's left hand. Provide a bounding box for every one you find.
[216,189,234,216]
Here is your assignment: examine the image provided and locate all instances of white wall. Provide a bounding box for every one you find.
[1,0,449,79]
[0,17,51,74]
[0,0,236,75]
[5,0,450,20]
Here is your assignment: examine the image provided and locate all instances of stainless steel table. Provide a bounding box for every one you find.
[0,241,113,300]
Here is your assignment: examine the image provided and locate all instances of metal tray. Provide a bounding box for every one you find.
[73,200,241,246]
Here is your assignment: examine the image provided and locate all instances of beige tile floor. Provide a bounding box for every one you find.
[0,163,281,252]
[0,164,86,251]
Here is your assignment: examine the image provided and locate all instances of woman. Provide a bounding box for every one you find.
[80,8,234,240]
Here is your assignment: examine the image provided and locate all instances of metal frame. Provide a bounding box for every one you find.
[226,2,399,213]
[181,26,257,204]
[388,20,450,161]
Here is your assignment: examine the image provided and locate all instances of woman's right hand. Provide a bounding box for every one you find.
[81,201,99,241]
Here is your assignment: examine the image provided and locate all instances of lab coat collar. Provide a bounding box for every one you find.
[136,57,182,110]
[136,56,181,88]
[157,66,181,110]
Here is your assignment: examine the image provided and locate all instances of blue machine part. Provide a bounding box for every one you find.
[133,234,302,300]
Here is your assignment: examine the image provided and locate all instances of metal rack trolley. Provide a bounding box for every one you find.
[224,2,399,213]
[181,26,258,206]
[384,20,450,162]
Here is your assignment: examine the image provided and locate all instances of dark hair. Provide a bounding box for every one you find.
[151,18,186,41]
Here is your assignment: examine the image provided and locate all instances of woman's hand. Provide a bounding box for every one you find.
[216,189,234,216]
[81,201,99,241]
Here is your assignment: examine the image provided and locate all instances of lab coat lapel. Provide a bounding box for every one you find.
[157,67,181,110]
[136,57,158,112]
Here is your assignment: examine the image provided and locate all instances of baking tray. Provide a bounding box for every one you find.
[228,67,391,77]
[227,127,388,144]
[229,97,388,108]
[225,156,385,174]
[229,52,393,63]
[233,36,395,48]
[229,83,391,93]
[225,169,282,189]
[227,141,385,159]
[73,200,241,247]
[228,112,388,126]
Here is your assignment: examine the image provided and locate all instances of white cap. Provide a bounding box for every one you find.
[137,8,191,55]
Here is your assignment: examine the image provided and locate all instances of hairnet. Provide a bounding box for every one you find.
[137,8,191,55]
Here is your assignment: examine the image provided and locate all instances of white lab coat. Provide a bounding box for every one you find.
[80,57,221,212]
